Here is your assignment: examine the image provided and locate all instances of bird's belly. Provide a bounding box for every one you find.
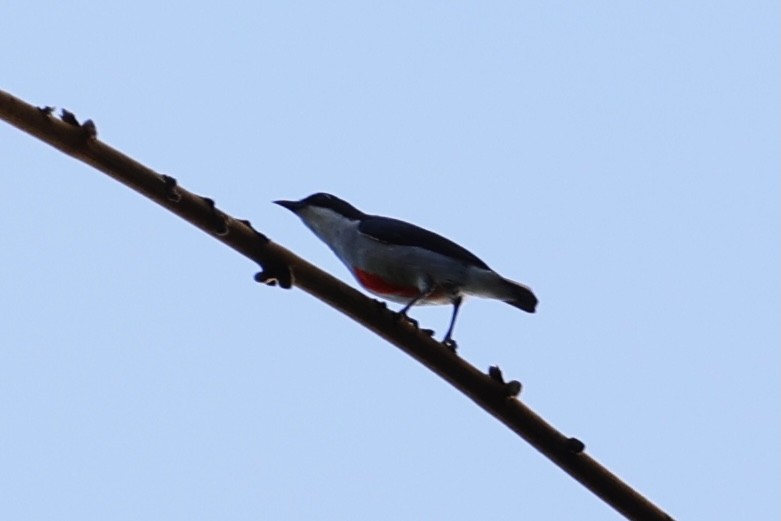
[353,267,453,305]
[353,268,419,299]
[346,242,465,306]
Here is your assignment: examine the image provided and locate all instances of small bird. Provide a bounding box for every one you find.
[275,193,537,346]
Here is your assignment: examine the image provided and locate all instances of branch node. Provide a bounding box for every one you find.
[58,109,97,139]
[488,365,504,382]
[200,196,228,236]
[254,261,292,289]
[37,105,55,117]
[504,380,522,397]
[237,219,270,243]
[161,174,182,202]
[488,365,523,397]
[565,437,586,454]
[60,108,79,126]
[81,119,98,139]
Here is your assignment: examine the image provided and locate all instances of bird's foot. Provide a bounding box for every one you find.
[393,309,437,340]
[442,337,458,352]
[395,311,418,328]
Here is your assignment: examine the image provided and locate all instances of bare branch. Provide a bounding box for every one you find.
[1,88,674,521]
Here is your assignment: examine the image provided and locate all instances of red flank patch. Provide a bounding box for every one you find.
[353,268,419,298]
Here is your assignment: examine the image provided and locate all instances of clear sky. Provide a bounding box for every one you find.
[1,2,778,519]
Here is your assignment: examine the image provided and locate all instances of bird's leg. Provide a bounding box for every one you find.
[398,292,425,316]
[442,296,463,351]
[396,282,434,328]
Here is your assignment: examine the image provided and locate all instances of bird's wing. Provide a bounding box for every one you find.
[358,216,490,270]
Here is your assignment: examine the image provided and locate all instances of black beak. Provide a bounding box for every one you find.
[274,200,304,212]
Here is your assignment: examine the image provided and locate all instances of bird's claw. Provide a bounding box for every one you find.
[442,337,458,352]
[396,312,418,328]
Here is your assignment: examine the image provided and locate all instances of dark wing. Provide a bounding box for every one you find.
[358,216,490,270]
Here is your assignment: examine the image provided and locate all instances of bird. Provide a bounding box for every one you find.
[275,193,537,347]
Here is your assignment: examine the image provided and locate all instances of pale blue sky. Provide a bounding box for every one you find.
[1,2,778,519]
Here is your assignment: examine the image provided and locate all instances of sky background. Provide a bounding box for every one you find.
[1,2,778,520]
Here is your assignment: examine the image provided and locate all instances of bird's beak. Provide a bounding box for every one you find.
[274,200,304,212]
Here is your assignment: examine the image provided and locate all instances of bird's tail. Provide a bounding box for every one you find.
[500,277,538,313]
[466,269,538,313]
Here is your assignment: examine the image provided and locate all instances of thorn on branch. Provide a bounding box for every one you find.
[488,365,523,397]
[200,196,228,236]
[161,175,182,202]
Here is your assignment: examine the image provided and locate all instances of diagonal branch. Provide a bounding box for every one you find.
[0,88,674,521]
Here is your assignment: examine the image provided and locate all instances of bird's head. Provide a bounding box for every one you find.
[274,193,367,244]
[274,192,364,221]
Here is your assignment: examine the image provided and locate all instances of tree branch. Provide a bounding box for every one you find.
[1,88,674,521]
